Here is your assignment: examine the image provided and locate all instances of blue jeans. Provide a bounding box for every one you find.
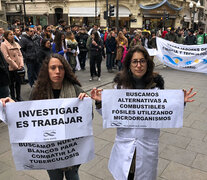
[26,63,40,87]
[47,166,80,180]
[0,85,9,98]
[106,53,115,70]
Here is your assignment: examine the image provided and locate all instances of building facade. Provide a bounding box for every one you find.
[5,0,207,30]
[0,0,7,29]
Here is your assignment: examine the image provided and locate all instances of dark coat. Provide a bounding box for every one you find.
[184,35,197,45]
[19,34,40,64]
[38,47,51,65]
[90,39,104,57]
[0,50,10,86]
[105,37,116,54]
[76,33,89,52]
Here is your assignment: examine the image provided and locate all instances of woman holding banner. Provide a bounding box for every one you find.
[91,45,196,180]
[1,53,88,180]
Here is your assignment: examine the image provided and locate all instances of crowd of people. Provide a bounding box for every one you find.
[0,18,198,180]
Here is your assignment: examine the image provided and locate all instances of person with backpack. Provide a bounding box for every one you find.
[76,27,89,70]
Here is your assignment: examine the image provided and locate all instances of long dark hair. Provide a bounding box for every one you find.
[3,30,14,43]
[31,53,81,100]
[54,31,65,53]
[114,45,155,89]
[92,31,100,43]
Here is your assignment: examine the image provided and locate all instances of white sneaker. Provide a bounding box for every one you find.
[98,77,101,81]
[89,77,93,81]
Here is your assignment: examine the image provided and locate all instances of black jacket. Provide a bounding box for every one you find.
[184,35,197,45]
[38,47,51,65]
[76,33,89,52]
[0,50,10,86]
[105,37,116,54]
[19,34,40,64]
[90,39,104,57]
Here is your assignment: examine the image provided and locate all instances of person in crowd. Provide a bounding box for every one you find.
[64,25,71,33]
[116,31,128,71]
[89,31,104,81]
[122,27,131,46]
[58,19,67,31]
[141,31,150,48]
[184,29,197,45]
[161,28,168,38]
[164,27,178,42]
[52,31,68,58]
[1,30,24,101]
[11,19,21,30]
[0,50,10,98]
[13,28,22,43]
[19,27,40,87]
[90,45,196,180]
[65,31,79,72]
[0,53,88,180]
[36,25,42,36]
[196,27,206,45]
[38,38,52,66]
[88,24,100,37]
[0,27,4,45]
[71,25,79,36]
[129,32,142,48]
[76,27,89,70]
[177,29,185,44]
[40,25,53,42]
[105,31,116,73]
[148,31,157,49]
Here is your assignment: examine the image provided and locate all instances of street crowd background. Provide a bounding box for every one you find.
[0,18,207,100]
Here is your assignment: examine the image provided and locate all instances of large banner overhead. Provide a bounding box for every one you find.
[156,37,207,73]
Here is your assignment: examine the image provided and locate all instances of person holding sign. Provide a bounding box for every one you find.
[91,45,196,180]
[1,53,88,180]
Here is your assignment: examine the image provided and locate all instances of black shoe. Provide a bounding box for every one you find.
[16,97,23,101]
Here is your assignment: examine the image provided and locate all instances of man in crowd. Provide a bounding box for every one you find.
[164,27,178,42]
[177,29,185,44]
[19,26,40,87]
[196,27,206,45]
[14,28,22,43]
[184,29,197,45]
[76,27,89,70]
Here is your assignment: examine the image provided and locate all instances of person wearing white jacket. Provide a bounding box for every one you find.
[90,45,196,180]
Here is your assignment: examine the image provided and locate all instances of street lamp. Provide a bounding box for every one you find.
[189,0,201,30]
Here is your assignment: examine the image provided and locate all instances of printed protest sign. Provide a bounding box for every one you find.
[102,89,184,128]
[156,37,207,73]
[11,136,94,170]
[5,98,93,143]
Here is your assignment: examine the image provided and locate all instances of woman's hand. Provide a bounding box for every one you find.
[0,97,15,107]
[78,93,89,100]
[183,88,197,103]
[90,88,102,102]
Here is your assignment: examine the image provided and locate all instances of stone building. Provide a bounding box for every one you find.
[5,0,207,30]
[0,0,7,29]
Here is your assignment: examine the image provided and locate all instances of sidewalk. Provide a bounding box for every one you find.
[0,58,207,180]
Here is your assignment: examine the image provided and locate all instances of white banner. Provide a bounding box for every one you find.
[102,89,184,128]
[156,37,207,73]
[11,136,94,170]
[5,98,93,143]
[0,102,6,123]
[146,48,158,56]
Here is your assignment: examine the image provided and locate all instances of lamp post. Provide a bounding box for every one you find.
[189,0,200,30]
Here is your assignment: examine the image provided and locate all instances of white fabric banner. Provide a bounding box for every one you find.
[11,136,94,170]
[0,102,6,123]
[5,98,93,143]
[156,37,207,73]
[146,48,158,56]
[102,89,184,128]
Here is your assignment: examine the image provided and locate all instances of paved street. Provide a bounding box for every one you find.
[0,58,207,180]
